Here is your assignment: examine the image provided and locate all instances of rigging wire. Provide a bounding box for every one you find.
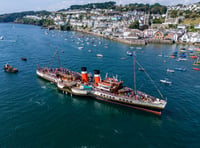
[135,59,165,100]
[46,50,58,68]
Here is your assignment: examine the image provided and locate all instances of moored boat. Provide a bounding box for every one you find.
[138,68,145,71]
[21,57,27,61]
[170,51,178,58]
[78,47,83,50]
[175,67,186,71]
[179,48,186,52]
[160,79,172,85]
[190,55,197,59]
[126,51,132,56]
[0,36,4,40]
[3,64,18,73]
[176,58,188,62]
[193,58,200,66]
[193,67,200,71]
[96,54,103,57]
[167,69,174,73]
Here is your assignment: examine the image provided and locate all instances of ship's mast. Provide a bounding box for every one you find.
[134,52,137,94]
[46,50,58,68]
[46,50,61,68]
[57,50,61,68]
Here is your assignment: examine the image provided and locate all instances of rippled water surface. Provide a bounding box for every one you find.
[0,23,200,147]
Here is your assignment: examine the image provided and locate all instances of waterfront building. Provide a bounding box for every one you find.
[154,31,164,40]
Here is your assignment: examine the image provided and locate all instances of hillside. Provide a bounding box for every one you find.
[0,11,50,22]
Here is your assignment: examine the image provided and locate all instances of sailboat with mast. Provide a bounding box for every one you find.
[193,57,200,66]
[193,57,200,71]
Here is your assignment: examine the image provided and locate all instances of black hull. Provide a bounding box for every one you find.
[21,58,27,61]
[4,68,18,73]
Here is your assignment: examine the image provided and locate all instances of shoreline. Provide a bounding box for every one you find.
[72,28,200,46]
[3,22,198,46]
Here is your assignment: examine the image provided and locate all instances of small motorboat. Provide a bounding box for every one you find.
[188,48,194,51]
[138,68,145,71]
[0,36,4,40]
[3,64,18,73]
[21,57,27,61]
[176,58,187,62]
[167,69,174,73]
[170,55,175,58]
[88,50,92,53]
[190,55,197,59]
[179,48,186,52]
[78,47,83,50]
[96,54,103,57]
[193,67,200,71]
[175,68,186,71]
[193,58,200,66]
[126,51,132,56]
[136,47,142,50]
[160,78,172,85]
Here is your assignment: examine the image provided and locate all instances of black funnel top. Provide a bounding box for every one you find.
[94,70,100,74]
[81,67,87,71]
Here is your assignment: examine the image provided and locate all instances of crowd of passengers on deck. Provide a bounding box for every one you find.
[96,87,158,103]
[39,67,80,76]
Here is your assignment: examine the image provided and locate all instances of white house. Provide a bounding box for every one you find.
[194,24,200,29]
[177,25,187,29]
[180,33,189,42]
[144,29,157,38]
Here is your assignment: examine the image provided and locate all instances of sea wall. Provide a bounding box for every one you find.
[75,29,146,45]
[64,28,200,46]
[146,39,174,44]
[112,38,146,45]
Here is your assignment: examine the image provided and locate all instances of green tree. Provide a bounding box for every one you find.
[153,18,162,24]
[188,25,195,32]
[168,24,177,29]
[170,10,178,18]
[129,20,139,29]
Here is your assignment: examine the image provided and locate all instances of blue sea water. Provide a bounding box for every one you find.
[0,23,200,147]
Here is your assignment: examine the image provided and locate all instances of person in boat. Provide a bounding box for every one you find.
[4,63,11,70]
[4,63,18,73]
[4,64,8,69]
